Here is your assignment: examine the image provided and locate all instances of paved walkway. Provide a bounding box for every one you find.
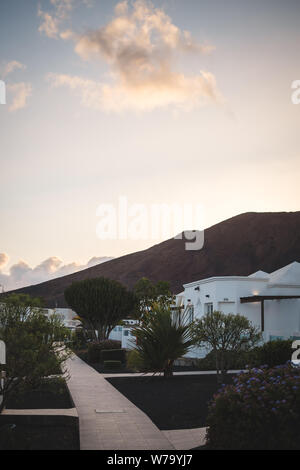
[66,354,209,450]
[162,428,207,450]
[66,354,175,450]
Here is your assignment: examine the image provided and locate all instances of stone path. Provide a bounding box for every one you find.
[162,428,207,450]
[66,354,175,450]
[66,354,209,450]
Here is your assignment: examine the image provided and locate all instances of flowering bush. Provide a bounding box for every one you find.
[206,363,300,449]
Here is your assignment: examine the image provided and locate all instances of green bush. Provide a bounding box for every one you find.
[87,340,121,363]
[103,360,122,370]
[101,349,126,364]
[248,339,293,368]
[126,349,145,371]
[196,349,248,371]
[71,329,87,349]
[206,363,300,449]
[196,339,293,372]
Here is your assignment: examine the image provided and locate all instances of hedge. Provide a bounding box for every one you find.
[101,349,126,364]
[87,340,121,363]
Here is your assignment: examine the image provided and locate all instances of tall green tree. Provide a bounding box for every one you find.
[192,311,262,382]
[133,278,174,321]
[0,294,70,413]
[131,304,195,377]
[64,277,137,341]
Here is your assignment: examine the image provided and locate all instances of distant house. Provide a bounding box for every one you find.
[109,320,138,349]
[45,308,81,330]
[180,261,300,357]
[44,306,137,346]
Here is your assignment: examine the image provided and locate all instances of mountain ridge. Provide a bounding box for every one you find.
[4,211,300,307]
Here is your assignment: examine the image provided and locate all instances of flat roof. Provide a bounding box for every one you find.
[184,276,269,288]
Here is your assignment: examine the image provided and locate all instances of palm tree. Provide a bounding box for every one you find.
[131,304,195,377]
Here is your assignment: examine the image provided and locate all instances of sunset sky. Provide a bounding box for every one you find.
[0,0,300,290]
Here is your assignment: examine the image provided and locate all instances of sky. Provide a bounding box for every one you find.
[0,0,300,290]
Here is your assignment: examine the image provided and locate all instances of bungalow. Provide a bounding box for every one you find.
[180,261,300,358]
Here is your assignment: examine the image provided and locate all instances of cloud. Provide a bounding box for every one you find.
[0,254,114,291]
[38,9,60,38]
[38,0,75,38]
[7,82,32,112]
[38,0,91,38]
[50,0,222,112]
[1,61,32,111]
[0,253,9,270]
[1,60,26,78]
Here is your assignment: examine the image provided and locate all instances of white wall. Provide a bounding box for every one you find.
[45,308,81,330]
[181,276,300,358]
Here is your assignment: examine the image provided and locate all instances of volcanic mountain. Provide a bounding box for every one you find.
[5,211,300,307]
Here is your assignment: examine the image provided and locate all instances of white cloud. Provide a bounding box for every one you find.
[38,9,60,38]
[7,82,32,112]
[0,253,9,270]
[0,254,114,291]
[1,60,26,78]
[38,0,91,38]
[50,0,222,112]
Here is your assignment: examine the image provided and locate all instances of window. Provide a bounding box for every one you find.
[187,306,194,323]
[205,303,213,314]
[123,330,129,336]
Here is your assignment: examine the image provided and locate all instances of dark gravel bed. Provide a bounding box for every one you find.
[6,379,73,409]
[106,374,233,430]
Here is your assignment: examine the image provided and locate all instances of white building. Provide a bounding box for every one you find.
[180,261,300,358]
[45,306,137,346]
[109,320,138,349]
[45,308,81,330]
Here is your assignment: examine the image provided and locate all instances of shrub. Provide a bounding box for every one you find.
[126,350,145,372]
[132,304,195,377]
[206,363,300,449]
[196,349,248,371]
[249,339,293,368]
[103,360,122,370]
[101,349,126,364]
[87,340,121,363]
[197,340,294,372]
[192,311,261,382]
[0,294,70,412]
[71,329,87,349]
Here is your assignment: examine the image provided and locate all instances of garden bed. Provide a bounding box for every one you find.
[106,374,233,430]
[6,378,73,409]
[0,379,79,450]
[76,349,205,374]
